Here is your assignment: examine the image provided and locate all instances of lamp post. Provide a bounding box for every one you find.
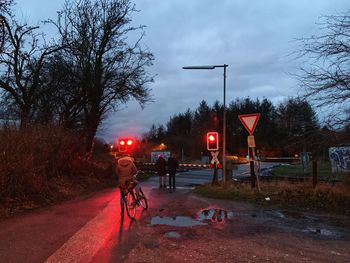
[182,64,228,186]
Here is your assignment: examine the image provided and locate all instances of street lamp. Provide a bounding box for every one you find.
[159,143,166,150]
[182,64,228,186]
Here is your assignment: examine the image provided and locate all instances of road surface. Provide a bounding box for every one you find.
[147,162,278,188]
[0,166,349,262]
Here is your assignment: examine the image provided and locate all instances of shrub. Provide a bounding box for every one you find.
[0,125,88,199]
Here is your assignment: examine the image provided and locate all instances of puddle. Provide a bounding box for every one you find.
[199,208,234,223]
[150,216,206,227]
[272,211,286,219]
[302,227,342,238]
[262,210,318,222]
[164,231,181,238]
[281,210,308,219]
[150,207,233,227]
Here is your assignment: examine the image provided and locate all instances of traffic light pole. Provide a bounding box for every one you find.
[182,64,228,187]
[222,65,227,187]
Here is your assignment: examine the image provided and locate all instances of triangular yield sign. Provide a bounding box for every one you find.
[238,113,260,135]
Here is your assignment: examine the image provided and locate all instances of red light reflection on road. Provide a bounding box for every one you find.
[90,188,144,262]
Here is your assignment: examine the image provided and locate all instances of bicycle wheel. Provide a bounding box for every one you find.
[125,192,136,219]
[138,189,148,210]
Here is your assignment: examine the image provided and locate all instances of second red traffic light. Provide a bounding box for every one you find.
[118,138,134,152]
[207,132,219,151]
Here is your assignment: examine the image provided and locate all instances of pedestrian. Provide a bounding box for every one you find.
[116,153,138,216]
[167,153,179,190]
[155,155,167,188]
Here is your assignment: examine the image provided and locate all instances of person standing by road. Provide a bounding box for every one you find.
[116,154,138,215]
[167,154,179,190]
[155,155,167,188]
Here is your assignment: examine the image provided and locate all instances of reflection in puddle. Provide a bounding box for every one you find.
[199,208,234,223]
[164,231,181,238]
[281,210,308,219]
[150,216,206,227]
[303,227,341,238]
[262,210,316,222]
[150,208,233,227]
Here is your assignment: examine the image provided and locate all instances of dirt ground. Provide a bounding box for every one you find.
[93,188,350,263]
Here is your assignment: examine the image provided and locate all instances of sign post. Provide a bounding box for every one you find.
[239,113,261,190]
[210,151,220,186]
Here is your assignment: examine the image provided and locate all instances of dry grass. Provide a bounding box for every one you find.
[0,125,116,218]
[260,181,350,213]
[194,180,350,216]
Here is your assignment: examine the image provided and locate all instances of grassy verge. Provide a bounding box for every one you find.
[194,181,350,216]
[270,162,346,181]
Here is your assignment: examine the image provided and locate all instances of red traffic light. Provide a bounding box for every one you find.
[118,137,135,152]
[118,139,127,152]
[208,135,216,141]
[207,132,219,151]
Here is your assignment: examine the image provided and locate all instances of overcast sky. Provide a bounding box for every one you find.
[14,0,350,142]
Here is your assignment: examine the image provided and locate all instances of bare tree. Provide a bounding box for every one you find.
[0,15,61,129]
[50,0,154,152]
[32,53,87,127]
[296,11,350,127]
[0,0,13,13]
[0,0,13,51]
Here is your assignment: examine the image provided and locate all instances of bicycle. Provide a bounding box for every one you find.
[122,181,148,219]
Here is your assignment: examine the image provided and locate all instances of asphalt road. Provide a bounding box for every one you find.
[0,165,349,263]
[147,162,279,188]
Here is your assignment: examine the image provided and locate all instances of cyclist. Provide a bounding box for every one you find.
[116,153,138,215]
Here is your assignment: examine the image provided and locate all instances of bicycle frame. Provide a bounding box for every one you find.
[121,186,148,219]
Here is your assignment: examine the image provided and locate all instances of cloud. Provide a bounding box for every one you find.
[13,0,350,142]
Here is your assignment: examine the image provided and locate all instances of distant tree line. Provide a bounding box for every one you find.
[0,0,153,152]
[143,97,349,160]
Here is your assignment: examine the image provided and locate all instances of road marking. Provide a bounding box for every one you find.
[143,163,210,168]
[45,196,118,263]
[151,186,195,190]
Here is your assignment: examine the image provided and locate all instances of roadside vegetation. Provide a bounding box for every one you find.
[194,180,350,216]
[141,97,350,162]
[270,162,347,182]
[0,0,153,153]
[0,0,153,218]
[0,125,117,218]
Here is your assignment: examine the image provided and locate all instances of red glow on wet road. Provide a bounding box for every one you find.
[90,188,147,262]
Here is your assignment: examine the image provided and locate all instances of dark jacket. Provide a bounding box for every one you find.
[155,156,167,176]
[167,157,178,174]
